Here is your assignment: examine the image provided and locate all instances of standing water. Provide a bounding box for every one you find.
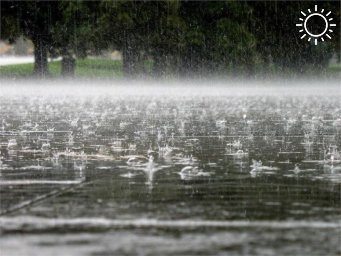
[0,80,340,255]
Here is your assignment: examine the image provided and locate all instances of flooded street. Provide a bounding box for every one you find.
[0,81,340,255]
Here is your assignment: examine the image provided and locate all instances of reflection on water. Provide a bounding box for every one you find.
[0,84,340,255]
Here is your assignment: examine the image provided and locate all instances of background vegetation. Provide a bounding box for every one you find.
[1,0,340,78]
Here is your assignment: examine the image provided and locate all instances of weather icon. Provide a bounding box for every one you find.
[296,5,336,45]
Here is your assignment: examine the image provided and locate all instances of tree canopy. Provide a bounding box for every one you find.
[1,0,339,78]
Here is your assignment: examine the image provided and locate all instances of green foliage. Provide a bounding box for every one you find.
[1,0,339,78]
[249,1,339,73]
[49,1,99,59]
[211,18,256,73]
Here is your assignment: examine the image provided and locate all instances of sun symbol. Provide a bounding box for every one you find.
[296,5,336,45]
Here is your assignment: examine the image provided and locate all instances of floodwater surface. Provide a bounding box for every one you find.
[0,81,340,255]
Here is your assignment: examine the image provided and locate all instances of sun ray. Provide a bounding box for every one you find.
[296,24,303,27]
[329,29,333,33]
[326,11,331,16]
[321,9,324,13]
[308,37,311,42]
[321,38,325,42]
[299,29,304,32]
[301,34,307,39]
[301,11,306,16]
[326,34,331,39]
[315,5,317,12]
[330,24,336,27]
[308,9,311,13]
[314,39,317,45]
[329,18,333,21]
[299,18,304,21]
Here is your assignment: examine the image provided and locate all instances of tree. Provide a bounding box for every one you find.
[98,0,186,77]
[1,0,98,77]
[2,0,338,78]
[1,1,60,77]
[145,1,186,77]
[248,1,340,74]
[98,1,146,76]
[178,1,257,76]
[50,1,98,76]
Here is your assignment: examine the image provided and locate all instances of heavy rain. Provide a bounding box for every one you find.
[0,1,340,256]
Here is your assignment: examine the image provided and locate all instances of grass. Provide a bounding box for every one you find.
[0,58,123,78]
[75,58,123,78]
[0,57,340,79]
[328,63,341,75]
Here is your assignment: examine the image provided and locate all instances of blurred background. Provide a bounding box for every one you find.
[0,0,340,79]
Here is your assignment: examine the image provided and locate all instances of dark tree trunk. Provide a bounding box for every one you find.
[179,53,192,78]
[61,54,76,77]
[122,49,135,77]
[32,36,49,78]
[152,53,177,78]
[122,34,143,77]
[152,53,163,77]
[122,48,142,77]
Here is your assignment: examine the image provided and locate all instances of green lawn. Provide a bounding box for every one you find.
[328,63,341,75]
[0,57,340,78]
[0,58,123,78]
